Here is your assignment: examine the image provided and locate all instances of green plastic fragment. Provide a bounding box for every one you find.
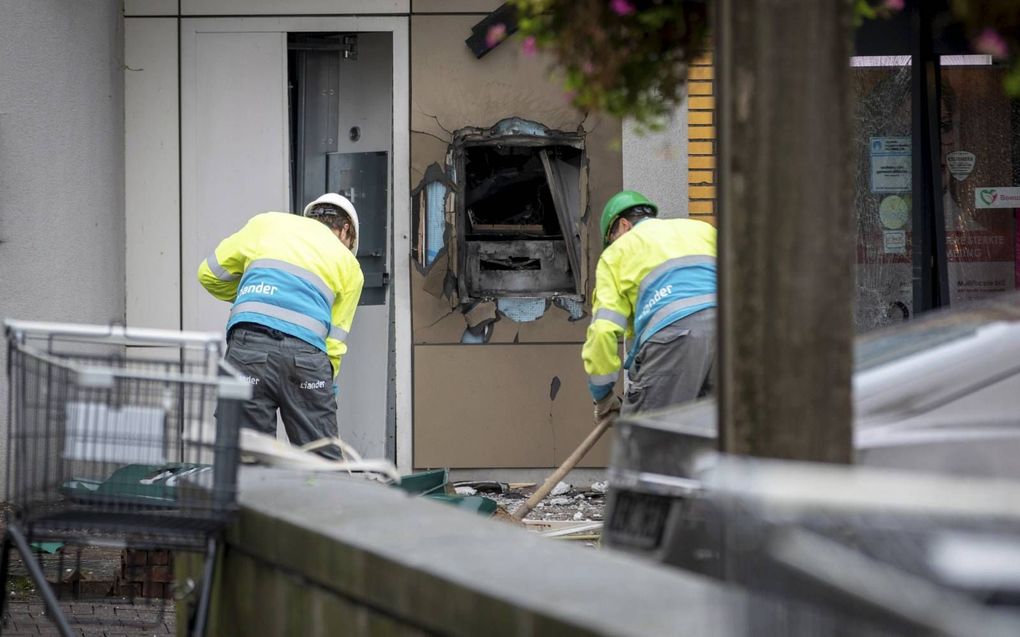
[393,470,498,516]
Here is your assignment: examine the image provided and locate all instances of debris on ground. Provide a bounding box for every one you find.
[453,480,510,494]
[489,481,606,540]
[591,480,608,494]
[550,481,572,496]
[454,486,478,496]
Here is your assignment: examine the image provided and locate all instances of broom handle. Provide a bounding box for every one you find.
[512,418,612,521]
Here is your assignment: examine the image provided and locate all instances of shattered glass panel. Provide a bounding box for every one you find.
[940,64,1018,305]
[425,181,447,267]
[852,60,913,332]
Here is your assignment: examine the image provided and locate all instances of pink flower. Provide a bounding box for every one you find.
[975,28,1009,59]
[582,61,595,75]
[521,35,538,56]
[884,0,904,11]
[610,0,636,17]
[486,23,507,49]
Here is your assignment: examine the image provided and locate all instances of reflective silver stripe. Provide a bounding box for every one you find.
[328,325,349,342]
[248,258,334,305]
[643,294,716,336]
[593,308,628,329]
[638,255,716,299]
[207,252,239,282]
[230,302,328,339]
[589,372,618,386]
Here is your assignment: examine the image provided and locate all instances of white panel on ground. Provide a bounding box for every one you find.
[180,27,288,335]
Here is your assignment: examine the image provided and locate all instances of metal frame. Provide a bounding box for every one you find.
[909,0,950,313]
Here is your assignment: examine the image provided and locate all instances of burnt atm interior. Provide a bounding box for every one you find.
[412,119,588,342]
[458,131,584,301]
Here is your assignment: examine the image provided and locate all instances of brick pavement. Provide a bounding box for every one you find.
[2,599,175,636]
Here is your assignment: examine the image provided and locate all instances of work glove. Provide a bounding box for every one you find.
[594,393,622,428]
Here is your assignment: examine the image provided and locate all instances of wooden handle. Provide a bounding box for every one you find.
[512,417,612,521]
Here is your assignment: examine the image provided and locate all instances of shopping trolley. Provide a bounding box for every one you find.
[1,320,250,637]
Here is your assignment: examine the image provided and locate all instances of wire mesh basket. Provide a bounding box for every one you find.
[4,320,250,550]
[2,320,250,636]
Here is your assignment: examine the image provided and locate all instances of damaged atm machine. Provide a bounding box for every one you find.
[408,10,622,480]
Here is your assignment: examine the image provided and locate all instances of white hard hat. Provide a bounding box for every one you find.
[302,192,360,256]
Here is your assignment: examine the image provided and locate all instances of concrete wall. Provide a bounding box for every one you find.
[0,1,125,491]
[622,108,688,219]
[179,467,745,636]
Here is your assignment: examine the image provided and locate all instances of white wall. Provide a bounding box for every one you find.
[622,104,688,218]
[125,18,179,329]
[335,32,394,458]
[0,0,125,490]
[156,17,410,467]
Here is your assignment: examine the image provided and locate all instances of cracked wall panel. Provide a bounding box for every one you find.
[411,268,467,344]
[413,345,610,468]
[410,131,450,191]
[410,15,583,140]
[513,307,587,343]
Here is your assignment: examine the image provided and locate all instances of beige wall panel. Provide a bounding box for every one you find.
[412,0,503,13]
[408,15,623,470]
[473,306,587,344]
[411,269,467,343]
[414,345,610,468]
[514,308,588,342]
[409,132,450,189]
[410,15,582,140]
[181,0,408,14]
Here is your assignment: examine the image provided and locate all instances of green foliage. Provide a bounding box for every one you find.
[512,0,709,128]
[512,0,1020,125]
[950,0,1020,97]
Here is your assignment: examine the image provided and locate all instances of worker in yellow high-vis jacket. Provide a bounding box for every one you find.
[582,190,717,427]
[198,193,364,457]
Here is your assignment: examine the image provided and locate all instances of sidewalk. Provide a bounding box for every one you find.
[3,599,175,636]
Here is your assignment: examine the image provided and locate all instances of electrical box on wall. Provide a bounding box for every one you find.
[328,151,389,305]
[289,32,392,306]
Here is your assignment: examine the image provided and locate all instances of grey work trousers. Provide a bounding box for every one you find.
[622,308,716,416]
[225,325,340,459]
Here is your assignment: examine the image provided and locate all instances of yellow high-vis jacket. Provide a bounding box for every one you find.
[582,218,717,400]
[197,212,364,378]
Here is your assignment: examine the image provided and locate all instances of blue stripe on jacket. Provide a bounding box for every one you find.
[625,264,717,369]
[226,267,332,351]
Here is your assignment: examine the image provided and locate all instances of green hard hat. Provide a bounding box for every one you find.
[600,190,658,246]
